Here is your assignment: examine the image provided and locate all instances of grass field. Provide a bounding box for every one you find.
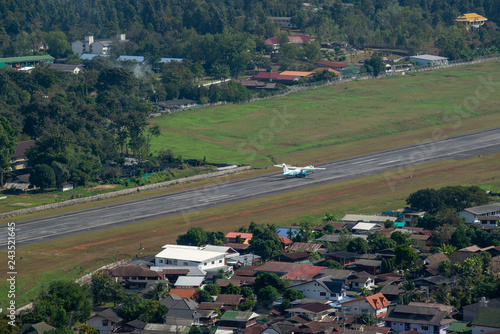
[2,60,500,308]
[150,61,500,167]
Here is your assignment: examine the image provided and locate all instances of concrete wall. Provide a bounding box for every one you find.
[0,166,251,220]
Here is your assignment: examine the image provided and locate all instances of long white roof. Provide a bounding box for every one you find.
[156,244,229,262]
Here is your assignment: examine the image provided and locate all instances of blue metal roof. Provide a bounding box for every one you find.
[117,55,145,62]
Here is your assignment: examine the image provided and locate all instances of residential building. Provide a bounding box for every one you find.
[352,223,382,235]
[292,276,347,301]
[161,294,200,326]
[225,232,253,244]
[384,304,456,334]
[477,215,500,228]
[264,34,314,49]
[104,264,165,289]
[456,13,488,29]
[10,140,35,170]
[18,322,55,334]
[254,261,326,283]
[410,55,449,66]
[351,259,381,275]
[268,17,297,28]
[285,303,336,321]
[48,63,83,74]
[325,251,360,267]
[72,34,126,56]
[218,311,259,329]
[340,293,390,322]
[348,271,376,291]
[462,297,500,322]
[154,244,238,272]
[155,99,200,113]
[471,307,500,334]
[342,214,397,225]
[87,308,123,334]
[459,203,500,224]
[288,242,324,253]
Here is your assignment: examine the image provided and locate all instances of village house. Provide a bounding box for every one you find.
[456,13,488,29]
[87,308,123,334]
[340,293,390,323]
[292,275,347,301]
[459,203,500,224]
[72,34,127,56]
[218,311,259,329]
[384,303,456,334]
[104,264,165,290]
[470,307,500,334]
[285,303,336,321]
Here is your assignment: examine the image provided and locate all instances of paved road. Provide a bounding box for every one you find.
[3,128,500,249]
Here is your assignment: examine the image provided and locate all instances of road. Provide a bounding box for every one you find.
[3,128,500,249]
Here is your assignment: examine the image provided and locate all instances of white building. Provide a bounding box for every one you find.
[459,203,500,224]
[72,34,126,56]
[341,293,390,323]
[88,309,123,334]
[342,214,396,224]
[155,244,239,271]
[410,54,449,66]
[293,276,347,301]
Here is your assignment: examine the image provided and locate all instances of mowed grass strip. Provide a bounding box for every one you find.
[2,152,499,307]
[150,61,500,166]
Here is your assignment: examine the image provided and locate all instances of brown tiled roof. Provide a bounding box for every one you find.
[216,279,242,287]
[230,275,256,284]
[163,269,189,275]
[224,242,250,250]
[215,294,243,305]
[281,252,309,260]
[106,264,162,278]
[255,261,326,280]
[197,302,224,310]
[364,327,391,334]
[234,266,257,277]
[11,140,35,158]
[289,242,323,253]
[449,251,474,264]
[286,302,334,313]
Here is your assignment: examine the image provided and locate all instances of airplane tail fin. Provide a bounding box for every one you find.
[282,163,289,174]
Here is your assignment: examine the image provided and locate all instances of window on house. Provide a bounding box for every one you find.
[219,260,222,263]
[212,261,215,264]
[183,262,188,266]
[102,320,109,326]
[320,292,326,296]
[159,260,163,263]
[422,326,428,330]
[204,262,207,266]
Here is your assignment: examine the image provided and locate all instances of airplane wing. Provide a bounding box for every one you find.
[303,165,326,170]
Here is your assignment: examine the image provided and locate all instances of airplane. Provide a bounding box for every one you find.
[274,163,326,178]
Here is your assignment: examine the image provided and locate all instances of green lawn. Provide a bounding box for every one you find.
[150,61,500,167]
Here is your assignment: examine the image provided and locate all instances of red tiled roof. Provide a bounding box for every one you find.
[279,236,293,245]
[169,288,197,298]
[341,293,390,310]
[253,72,280,79]
[255,261,326,280]
[225,232,253,240]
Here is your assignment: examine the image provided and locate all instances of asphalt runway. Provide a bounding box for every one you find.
[3,127,500,249]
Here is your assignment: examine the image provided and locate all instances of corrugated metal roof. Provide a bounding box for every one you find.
[175,276,204,287]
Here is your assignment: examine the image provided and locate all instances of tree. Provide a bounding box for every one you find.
[51,161,70,187]
[397,281,424,304]
[0,116,16,186]
[253,273,286,294]
[406,188,444,214]
[325,260,341,269]
[450,228,471,249]
[79,325,99,334]
[196,289,213,303]
[363,52,386,76]
[394,244,418,270]
[30,164,56,191]
[438,260,452,277]
[257,285,279,307]
[283,288,303,301]
[357,312,377,325]
[224,283,241,295]
[390,231,410,245]
[90,271,124,305]
[204,283,221,296]
[144,282,168,301]
[176,226,208,246]
[45,31,71,58]
[347,237,370,254]
[249,224,282,260]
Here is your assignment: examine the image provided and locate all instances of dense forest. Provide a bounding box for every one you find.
[1,0,500,188]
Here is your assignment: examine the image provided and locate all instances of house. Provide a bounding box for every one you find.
[352,223,382,235]
[340,293,390,322]
[456,13,488,29]
[104,264,165,289]
[378,284,405,302]
[293,275,347,301]
[18,322,55,334]
[161,294,200,326]
[57,182,74,192]
[254,261,326,282]
[218,311,259,329]
[226,253,261,266]
[277,252,310,263]
[410,55,449,66]
[347,271,376,291]
[342,214,397,225]
[289,242,324,253]
[325,251,360,267]
[72,34,126,56]
[154,244,238,274]
[462,297,500,322]
[413,276,453,293]
[121,320,146,332]
[477,215,500,228]
[215,294,244,307]
[225,232,253,244]
[235,80,278,90]
[175,276,204,289]
[402,209,427,223]
[459,203,500,224]
[264,34,314,49]
[268,17,297,28]
[10,140,35,170]
[3,172,31,191]
[384,304,456,334]
[155,99,200,113]
[471,307,500,334]
[350,259,381,275]
[285,303,336,321]
[423,253,449,276]
[48,63,83,74]
[87,308,123,334]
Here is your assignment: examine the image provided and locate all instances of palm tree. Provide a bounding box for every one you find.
[397,281,425,305]
[145,282,168,301]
